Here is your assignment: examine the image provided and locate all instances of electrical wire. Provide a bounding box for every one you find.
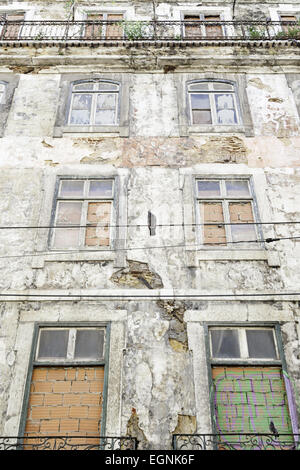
[0,235,299,261]
[0,292,299,299]
[0,221,300,229]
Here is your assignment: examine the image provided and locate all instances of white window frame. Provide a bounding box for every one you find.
[50,177,116,251]
[0,81,6,104]
[188,81,241,126]
[68,81,120,127]
[195,176,261,248]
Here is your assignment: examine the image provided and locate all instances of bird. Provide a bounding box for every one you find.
[269,420,279,438]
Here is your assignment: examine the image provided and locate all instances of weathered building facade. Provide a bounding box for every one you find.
[0,0,300,451]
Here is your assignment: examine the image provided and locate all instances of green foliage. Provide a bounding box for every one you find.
[120,20,148,40]
[276,20,300,39]
[247,26,265,40]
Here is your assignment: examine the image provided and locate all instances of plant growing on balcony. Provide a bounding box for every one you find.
[120,20,149,40]
[275,20,300,39]
[247,26,265,39]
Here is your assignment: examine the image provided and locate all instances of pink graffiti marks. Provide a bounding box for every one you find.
[212,367,294,450]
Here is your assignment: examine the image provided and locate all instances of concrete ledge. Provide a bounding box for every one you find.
[31,251,116,268]
[185,249,280,267]
[0,288,299,302]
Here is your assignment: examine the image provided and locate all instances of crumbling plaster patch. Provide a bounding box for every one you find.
[123,309,195,449]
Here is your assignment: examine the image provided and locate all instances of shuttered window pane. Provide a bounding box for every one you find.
[74,330,104,359]
[246,330,277,359]
[211,329,240,358]
[38,330,68,359]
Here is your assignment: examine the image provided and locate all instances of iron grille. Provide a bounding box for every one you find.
[0,436,137,450]
[172,433,300,450]
[0,20,299,43]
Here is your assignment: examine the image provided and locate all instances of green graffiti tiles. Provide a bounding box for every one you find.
[212,366,293,436]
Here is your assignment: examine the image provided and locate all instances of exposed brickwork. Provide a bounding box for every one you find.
[229,202,254,224]
[201,202,226,245]
[24,366,104,448]
[85,202,111,246]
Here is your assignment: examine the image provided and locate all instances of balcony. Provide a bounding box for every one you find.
[1,434,299,450]
[0,19,300,47]
[0,435,137,450]
[172,433,300,450]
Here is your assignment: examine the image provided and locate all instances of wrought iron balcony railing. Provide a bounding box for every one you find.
[0,20,300,44]
[0,435,137,450]
[173,433,300,450]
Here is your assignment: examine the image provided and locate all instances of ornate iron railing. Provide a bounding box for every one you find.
[0,20,300,43]
[173,433,300,450]
[0,435,137,450]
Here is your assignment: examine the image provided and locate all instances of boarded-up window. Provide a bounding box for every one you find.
[212,366,294,449]
[184,14,223,38]
[184,15,202,38]
[1,13,24,39]
[52,178,114,249]
[188,81,239,126]
[280,15,297,33]
[85,13,123,39]
[197,179,258,246]
[210,327,295,450]
[24,327,106,450]
[204,15,222,37]
[69,81,119,126]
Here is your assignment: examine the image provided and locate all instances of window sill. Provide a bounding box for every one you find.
[53,125,129,137]
[179,124,253,137]
[31,250,116,268]
[185,249,280,267]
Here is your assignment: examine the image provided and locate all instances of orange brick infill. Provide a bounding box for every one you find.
[25,366,104,440]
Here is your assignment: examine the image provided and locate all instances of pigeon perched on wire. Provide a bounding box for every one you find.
[269,420,279,438]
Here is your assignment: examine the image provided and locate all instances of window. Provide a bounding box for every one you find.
[210,327,278,360]
[280,14,298,33]
[208,325,295,449]
[196,178,259,247]
[68,81,119,126]
[85,13,123,39]
[36,327,105,362]
[23,325,108,449]
[188,81,239,126]
[53,74,129,137]
[184,14,223,38]
[0,13,24,39]
[0,82,6,104]
[51,178,114,250]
